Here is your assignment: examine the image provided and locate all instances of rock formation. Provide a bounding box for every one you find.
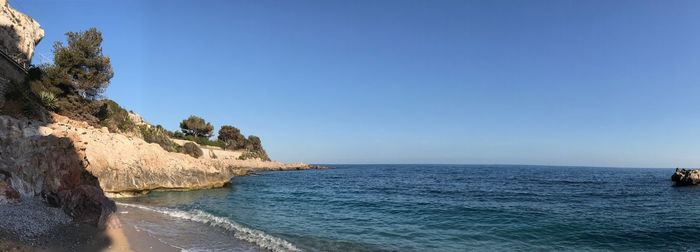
[72,114,311,197]
[671,168,700,186]
[0,0,311,232]
[0,0,44,67]
[1,113,311,200]
[0,115,116,228]
[0,111,310,228]
[0,170,19,204]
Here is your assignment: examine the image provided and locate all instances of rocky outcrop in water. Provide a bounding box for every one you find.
[671,168,700,186]
[0,0,44,67]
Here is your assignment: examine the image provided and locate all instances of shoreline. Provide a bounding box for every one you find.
[0,166,322,251]
[0,198,180,252]
[112,213,181,252]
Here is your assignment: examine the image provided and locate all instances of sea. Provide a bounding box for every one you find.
[115,164,700,251]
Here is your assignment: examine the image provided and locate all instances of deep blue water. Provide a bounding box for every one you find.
[117,165,700,251]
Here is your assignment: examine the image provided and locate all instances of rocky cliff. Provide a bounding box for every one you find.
[0,0,312,232]
[0,0,44,67]
[0,114,116,228]
[0,112,311,224]
[5,113,310,197]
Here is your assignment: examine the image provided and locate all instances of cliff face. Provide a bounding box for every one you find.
[28,114,310,197]
[0,115,116,228]
[0,0,44,67]
[0,112,310,225]
[0,113,312,232]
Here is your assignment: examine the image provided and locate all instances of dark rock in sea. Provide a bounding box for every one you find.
[671,168,700,186]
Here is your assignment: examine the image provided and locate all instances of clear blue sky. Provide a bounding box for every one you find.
[14,0,700,167]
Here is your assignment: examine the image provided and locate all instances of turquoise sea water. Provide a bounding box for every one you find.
[117,165,700,251]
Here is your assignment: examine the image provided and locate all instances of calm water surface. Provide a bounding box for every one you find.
[117,165,700,251]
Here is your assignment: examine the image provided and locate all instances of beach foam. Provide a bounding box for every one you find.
[116,202,300,252]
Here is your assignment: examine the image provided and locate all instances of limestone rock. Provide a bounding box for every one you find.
[22,114,310,196]
[0,112,311,227]
[0,0,44,67]
[0,115,115,228]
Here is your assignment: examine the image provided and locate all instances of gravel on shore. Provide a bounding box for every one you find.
[0,198,71,240]
[0,197,116,251]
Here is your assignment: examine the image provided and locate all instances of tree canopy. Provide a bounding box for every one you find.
[52,27,114,99]
[218,125,246,150]
[179,115,214,138]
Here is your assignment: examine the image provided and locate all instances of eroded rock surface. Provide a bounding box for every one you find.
[0,115,115,228]
[23,114,310,197]
[0,0,44,67]
[0,112,311,226]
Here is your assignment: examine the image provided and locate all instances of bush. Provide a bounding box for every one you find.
[182,142,203,158]
[138,125,179,152]
[2,81,43,118]
[218,125,246,150]
[95,99,135,133]
[238,150,270,161]
[185,135,225,148]
[38,91,57,110]
[241,135,270,161]
[170,132,225,148]
[170,130,185,139]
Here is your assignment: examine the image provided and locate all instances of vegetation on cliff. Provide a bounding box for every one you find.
[95,99,136,133]
[240,135,270,161]
[218,125,246,149]
[180,115,214,138]
[27,28,114,124]
[51,28,114,99]
[175,116,270,160]
[182,142,203,158]
[138,124,179,153]
[5,27,272,161]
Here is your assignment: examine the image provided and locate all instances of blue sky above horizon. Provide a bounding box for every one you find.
[13,0,700,167]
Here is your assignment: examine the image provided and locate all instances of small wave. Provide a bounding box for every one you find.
[117,202,301,252]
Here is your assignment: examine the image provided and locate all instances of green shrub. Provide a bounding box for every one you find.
[241,135,270,160]
[182,142,203,158]
[96,99,136,133]
[138,125,179,152]
[218,125,246,150]
[170,131,185,139]
[2,81,43,118]
[38,91,57,110]
[238,150,270,161]
[170,133,225,148]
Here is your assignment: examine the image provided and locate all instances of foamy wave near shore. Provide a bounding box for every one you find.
[117,202,301,252]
